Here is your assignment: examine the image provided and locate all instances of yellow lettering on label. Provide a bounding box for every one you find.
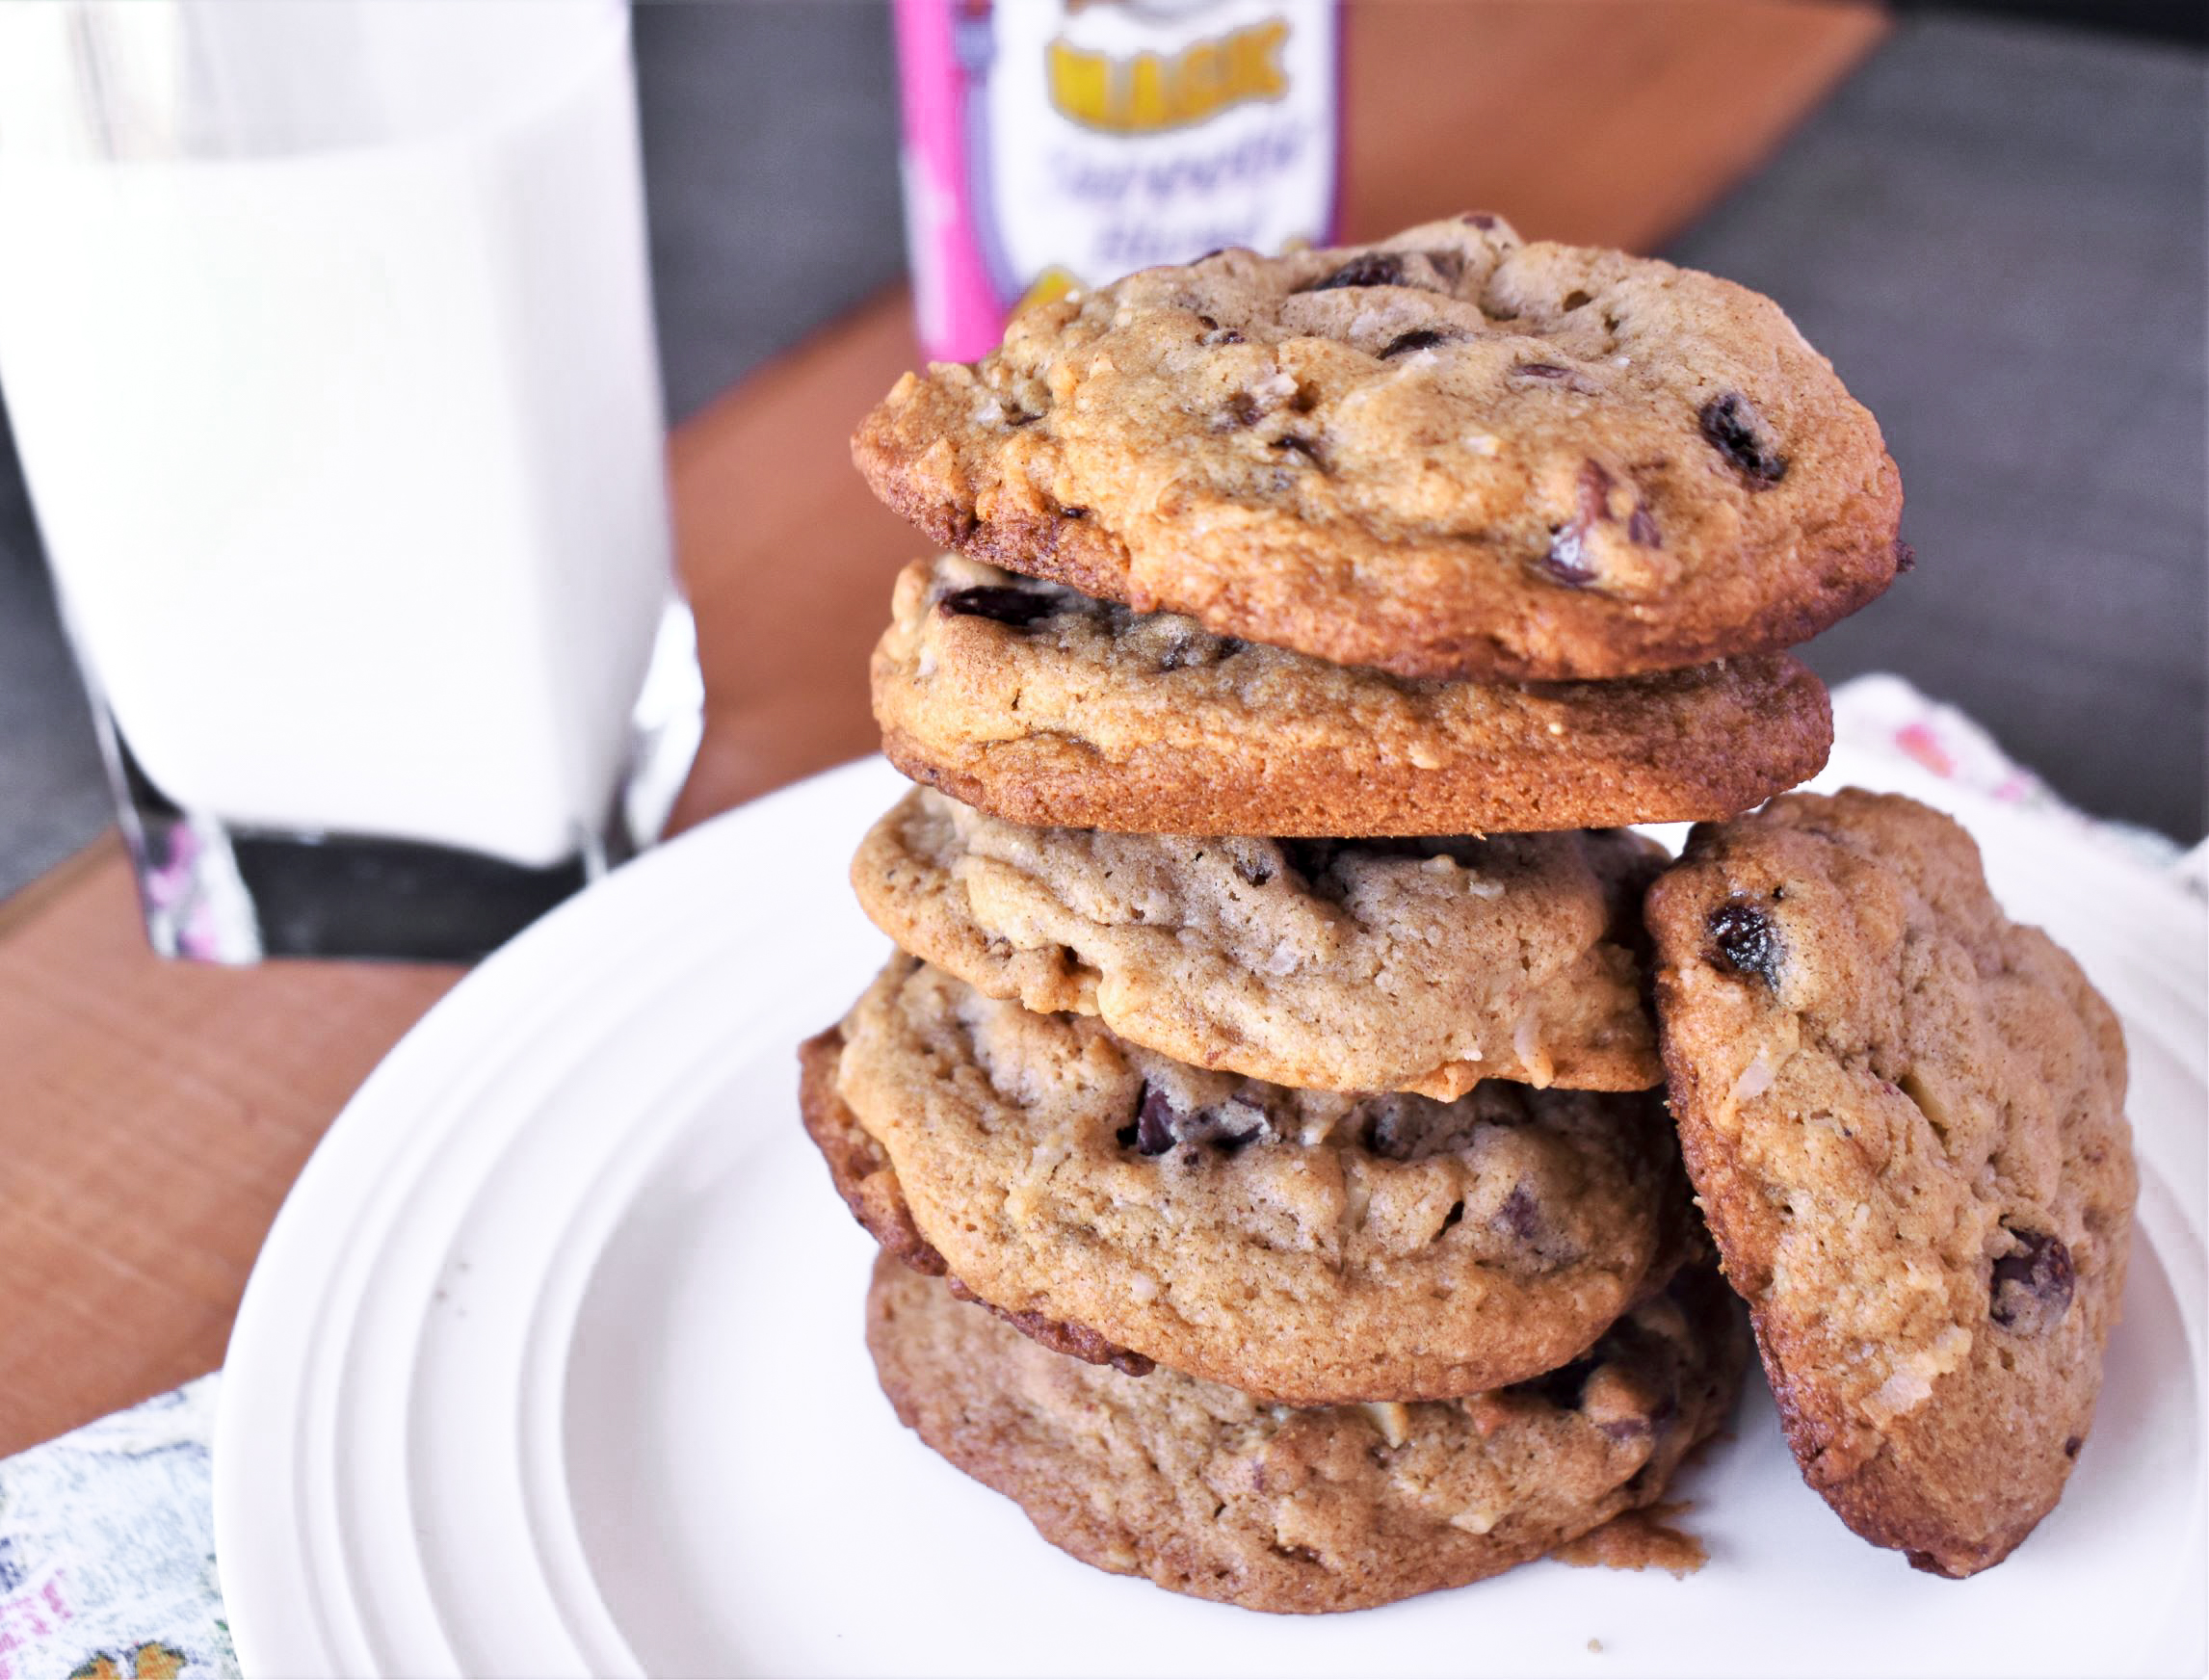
[1046,18,1294,134]
[1178,39,1225,123]
[1126,50,1170,130]
[1226,19,1289,105]
[1012,265,1083,322]
[1046,39,1112,128]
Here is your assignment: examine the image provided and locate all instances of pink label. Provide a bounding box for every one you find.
[893,0,1006,363]
[895,0,1341,363]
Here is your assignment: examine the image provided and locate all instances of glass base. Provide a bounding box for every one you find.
[127,818,604,963]
[85,597,705,965]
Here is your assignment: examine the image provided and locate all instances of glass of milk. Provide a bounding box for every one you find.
[0,0,701,961]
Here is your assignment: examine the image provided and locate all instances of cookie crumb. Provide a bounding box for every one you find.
[1551,1503,1706,1576]
[1588,1638,1604,1654]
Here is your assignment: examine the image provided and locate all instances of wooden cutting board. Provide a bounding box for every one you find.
[0,0,1884,1458]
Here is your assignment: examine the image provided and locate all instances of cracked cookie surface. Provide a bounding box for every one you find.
[806,957,1693,1404]
[1644,790,2135,1577]
[853,785,1663,1095]
[875,555,1833,835]
[855,215,1903,681]
[864,1254,1747,1613]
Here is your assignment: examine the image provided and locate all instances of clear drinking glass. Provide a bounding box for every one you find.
[0,0,702,961]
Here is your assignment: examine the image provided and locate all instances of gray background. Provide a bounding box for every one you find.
[0,8,2201,904]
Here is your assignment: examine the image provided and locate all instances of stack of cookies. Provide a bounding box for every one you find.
[799,215,2137,1610]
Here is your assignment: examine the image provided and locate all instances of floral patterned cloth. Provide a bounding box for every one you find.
[0,675,2191,1680]
[0,1379,232,1679]
[1829,673,2193,880]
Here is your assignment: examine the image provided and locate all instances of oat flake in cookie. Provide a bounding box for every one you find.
[875,555,1835,836]
[853,215,1904,681]
[1644,790,2136,1577]
[853,785,1664,1096]
[864,1254,1748,1614]
[804,957,1694,1404]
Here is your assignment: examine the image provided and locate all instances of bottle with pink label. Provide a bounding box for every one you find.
[894,0,1344,364]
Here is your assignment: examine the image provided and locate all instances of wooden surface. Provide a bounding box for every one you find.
[0,0,1884,1459]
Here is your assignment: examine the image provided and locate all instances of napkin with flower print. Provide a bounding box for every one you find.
[0,1379,231,1680]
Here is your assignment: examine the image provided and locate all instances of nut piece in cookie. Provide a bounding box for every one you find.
[872,555,1834,836]
[806,957,1696,1404]
[1644,789,2136,1577]
[853,216,1904,681]
[852,784,1664,1095]
[864,1254,1749,1613]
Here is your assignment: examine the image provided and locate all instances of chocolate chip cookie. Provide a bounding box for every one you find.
[1644,790,2135,1577]
[876,555,1834,835]
[854,215,1904,681]
[803,957,1693,1404]
[865,1253,1748,1613]
[853,785,1664,1096]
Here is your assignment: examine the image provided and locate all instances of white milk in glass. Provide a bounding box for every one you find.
[0,2,693,956]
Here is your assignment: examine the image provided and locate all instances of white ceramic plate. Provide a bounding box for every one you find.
[215,749,2208,1678]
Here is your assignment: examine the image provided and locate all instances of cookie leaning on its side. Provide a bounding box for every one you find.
[875,555,1835,837]
[1644,790,2136,1578]
[854,216,1904,682]
[865,1254,1749,1614]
